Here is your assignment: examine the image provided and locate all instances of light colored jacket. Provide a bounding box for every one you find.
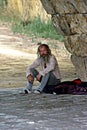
[26,54,61,79]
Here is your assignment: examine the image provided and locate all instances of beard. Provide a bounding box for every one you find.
[40,54,50,64]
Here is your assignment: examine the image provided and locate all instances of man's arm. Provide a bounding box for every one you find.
[39,55,56,76]
[26,58,40,77]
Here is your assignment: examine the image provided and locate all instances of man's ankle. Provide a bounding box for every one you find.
[34,90,41,94]
[24,89,32,94]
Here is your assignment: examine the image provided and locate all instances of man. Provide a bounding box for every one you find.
[24,44,61,94]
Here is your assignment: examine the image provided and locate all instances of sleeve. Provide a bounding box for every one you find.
[39,55,56,76]
[26,58,40,77]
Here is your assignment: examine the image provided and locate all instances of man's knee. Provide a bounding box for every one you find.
[30,68,36,73]
[30,68,36,75]
[45,72,51,77]
[30,68,39,78]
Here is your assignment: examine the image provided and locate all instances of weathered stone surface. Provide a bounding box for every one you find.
[52,14,87,36]
[71,55,87,81]
[41,0,87,14]
[40,0,87,80]
[52,15,70,36]
[65,34,87,56]
[66,14,87,35]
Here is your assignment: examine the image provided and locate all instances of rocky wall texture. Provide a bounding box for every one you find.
[40,0,87,81]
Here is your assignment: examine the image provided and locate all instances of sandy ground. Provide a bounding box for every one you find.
[0,22,77,89]
[0,89,87,130]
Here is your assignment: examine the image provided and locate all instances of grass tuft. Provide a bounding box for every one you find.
[0,8,64,41]
[12,17,64,41]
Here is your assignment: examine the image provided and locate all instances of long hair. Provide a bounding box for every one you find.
[37,44,51,57]
[37,44,52,63]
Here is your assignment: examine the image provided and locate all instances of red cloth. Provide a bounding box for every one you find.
[73,79,81,85]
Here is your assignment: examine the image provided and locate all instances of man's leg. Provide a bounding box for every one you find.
[35,73,50,92]
[36,72,60,93]
[25,68,39,92]
[36,72,51,92]
[26,81,33,91]
[47,72,61,86]
[43,72,61,93]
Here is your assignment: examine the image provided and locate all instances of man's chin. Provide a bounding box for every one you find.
[41,55,47,57]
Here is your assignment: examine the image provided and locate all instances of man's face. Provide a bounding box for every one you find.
[39,46,48,57]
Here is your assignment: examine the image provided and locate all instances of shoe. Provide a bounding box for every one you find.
[24,89,32,94]
[34,90,41,94]
[53,92,56,95]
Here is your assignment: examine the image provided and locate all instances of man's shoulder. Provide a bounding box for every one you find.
[35,57,40,60]
[33,57,40,63]
[50,54,56,59]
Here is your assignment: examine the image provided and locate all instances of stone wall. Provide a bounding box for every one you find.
[40,0,87,81]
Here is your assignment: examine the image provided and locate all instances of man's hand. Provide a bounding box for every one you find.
[36,74,42,81]
[27,74,34,84]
